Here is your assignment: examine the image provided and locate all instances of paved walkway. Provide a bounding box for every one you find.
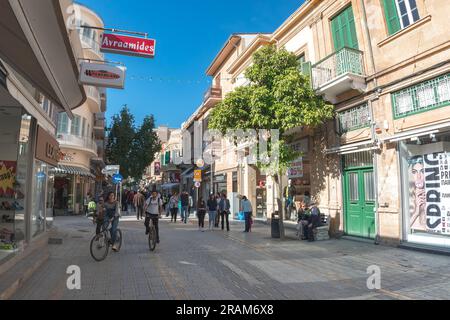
[11,216,450,300]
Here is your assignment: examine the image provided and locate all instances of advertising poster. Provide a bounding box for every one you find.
[154,162,161,176]
[408,153,450,235]
[0,161,17,198]
[287,157,303,179]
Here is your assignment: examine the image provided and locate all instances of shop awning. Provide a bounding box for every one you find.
[0,0,86,115]
[181,167,194,178]
[52,165,95,178]
[161,183,180,190]
[381,121,450,143]
[325,139,378,155]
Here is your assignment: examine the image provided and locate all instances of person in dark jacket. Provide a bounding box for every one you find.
[219,192,231,231]
[207,194,218,231]
[197,197,207,231]
[180,191,190,224]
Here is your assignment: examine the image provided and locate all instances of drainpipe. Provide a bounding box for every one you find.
[360,0,381,245]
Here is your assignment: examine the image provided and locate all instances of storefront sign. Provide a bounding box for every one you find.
[101,33,156,58]
[0,161,16,197]
[408,153,450,235]
[35,126,60,167]
[287,157,303,179]
[194,170,202,182]
[79,62,126,89]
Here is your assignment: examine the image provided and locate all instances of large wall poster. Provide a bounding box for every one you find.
[408,153,450,235]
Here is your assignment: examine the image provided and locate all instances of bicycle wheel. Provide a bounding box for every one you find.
[90,232,109,262]
[114,229,123,252]
[148,225,157,252]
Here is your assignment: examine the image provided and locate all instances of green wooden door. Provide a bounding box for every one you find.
[331,5,359,51]
[344,168,375,238]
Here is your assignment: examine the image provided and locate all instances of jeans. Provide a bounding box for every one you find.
[103,216,119,244]
[208,211,217,229]
[244,212,251,232]
[181,206,189,223]
[220,211,230,231]
[145,214,159,241]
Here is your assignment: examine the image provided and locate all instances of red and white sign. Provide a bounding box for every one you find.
[100,33,156,58]
[79,62,126,89]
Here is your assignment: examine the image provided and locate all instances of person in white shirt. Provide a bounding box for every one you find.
[144,191,163,243]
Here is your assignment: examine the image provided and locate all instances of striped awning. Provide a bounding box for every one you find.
[52,165,95,178]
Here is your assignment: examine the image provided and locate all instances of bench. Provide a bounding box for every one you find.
[313,214,330,241]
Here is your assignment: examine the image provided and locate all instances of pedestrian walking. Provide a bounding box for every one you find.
[214,193,221,228]
[169,192,179,222]
[180,191,189,224]
[121,189,128,213]
[240,196,253,233]
[219,192,231,232]
[133,191,145,220]
[144,191,163,244]
[197,197,206,231]
[207,194,218,231]
[127,191,135,214]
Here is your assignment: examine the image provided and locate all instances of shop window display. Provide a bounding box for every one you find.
[0,113,30,261]
[400,132,450,247]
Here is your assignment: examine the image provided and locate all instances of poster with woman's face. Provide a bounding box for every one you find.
[408,153,450,235]
[409,156,426,231]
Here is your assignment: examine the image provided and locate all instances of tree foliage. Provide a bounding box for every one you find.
[209,45,334,172]
[106,106,161,181]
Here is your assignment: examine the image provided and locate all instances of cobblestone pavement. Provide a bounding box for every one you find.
[11,216,450,300]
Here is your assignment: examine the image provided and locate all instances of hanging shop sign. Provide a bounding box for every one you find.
[0,161,16,198]
[79,62,126,89]
[35,126,60,167]
[408,153,450,235]
[100,33,156,58]
[287,157,304,179]
[194,170,202,182]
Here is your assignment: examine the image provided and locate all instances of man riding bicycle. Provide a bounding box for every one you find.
[144,190,163,244]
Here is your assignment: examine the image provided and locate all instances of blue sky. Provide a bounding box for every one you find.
[78,0,304,128]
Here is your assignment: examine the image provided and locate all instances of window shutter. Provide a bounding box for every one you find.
[383,0,401,35]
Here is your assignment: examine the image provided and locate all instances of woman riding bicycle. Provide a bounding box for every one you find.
[104,192,120,251]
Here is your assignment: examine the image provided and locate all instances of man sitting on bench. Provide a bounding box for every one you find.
[303,201,321,242]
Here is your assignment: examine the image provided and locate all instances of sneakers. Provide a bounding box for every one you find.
[112,245,118,251]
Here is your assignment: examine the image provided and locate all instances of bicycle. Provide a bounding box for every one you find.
[90,217,123,262]
[148,218,157,252]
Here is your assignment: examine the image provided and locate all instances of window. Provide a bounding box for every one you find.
[71,116,81,136]
[57,113,69,134]
[41,97,50,113]
[348,173,359,201]
[392,73,450,118]
[364,172,376,202]
[383,0,420,35]
[338,103,370,133]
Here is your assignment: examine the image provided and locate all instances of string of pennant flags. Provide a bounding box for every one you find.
[128,75,247,84]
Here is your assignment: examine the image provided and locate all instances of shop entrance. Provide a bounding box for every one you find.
[343,152,375,238]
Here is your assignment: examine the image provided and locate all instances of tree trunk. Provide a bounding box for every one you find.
[277,171,285,240]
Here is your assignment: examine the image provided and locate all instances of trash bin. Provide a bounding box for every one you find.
[271,215,280,238]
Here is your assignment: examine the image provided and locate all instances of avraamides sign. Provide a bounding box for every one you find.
[101,33,156,58]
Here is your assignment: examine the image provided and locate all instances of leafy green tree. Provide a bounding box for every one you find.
[106,106,161,181]
[209,45,334,239]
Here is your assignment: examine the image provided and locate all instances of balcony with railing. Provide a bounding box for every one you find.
[57,133,98,156]
[311,47,367,104]
[203,86,222,109]
[93,113,106,138]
